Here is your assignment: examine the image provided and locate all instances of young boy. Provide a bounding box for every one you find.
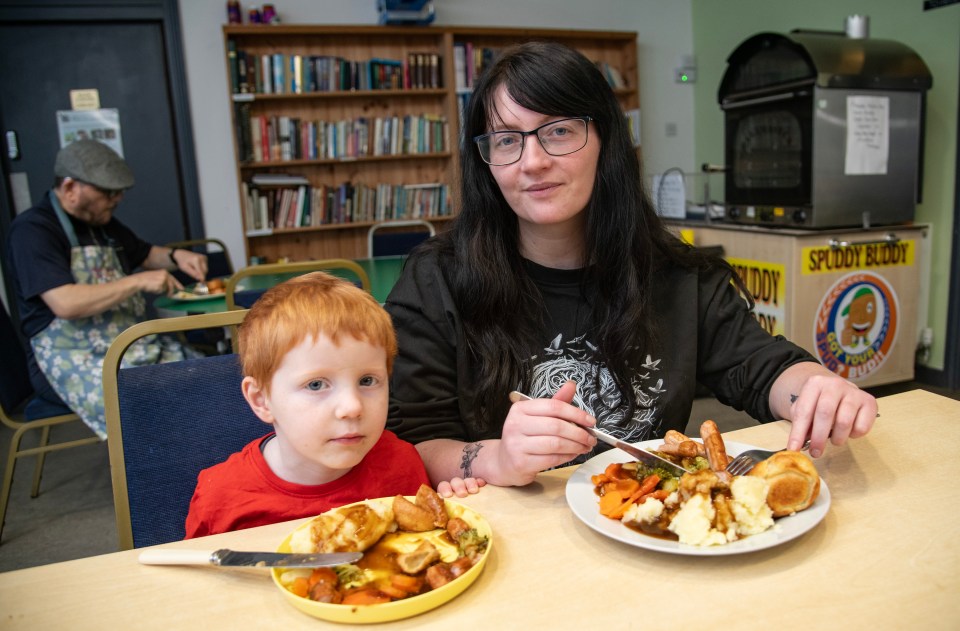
[185,272,482,538]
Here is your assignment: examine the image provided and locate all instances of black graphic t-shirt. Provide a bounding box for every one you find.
[385,248,813,457]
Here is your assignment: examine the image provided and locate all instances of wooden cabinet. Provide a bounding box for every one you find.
[223,25,639,262]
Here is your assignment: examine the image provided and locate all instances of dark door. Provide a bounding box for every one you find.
[0,21,186,242]
[0,1,202,316]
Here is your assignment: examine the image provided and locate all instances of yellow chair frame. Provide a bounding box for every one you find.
[0,401,100,544]
[102,309,247,550]
[224,259,371,310]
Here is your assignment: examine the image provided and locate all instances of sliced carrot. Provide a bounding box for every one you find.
[290,577,310,598]
[598,490,625,518]
[307,567,338,589]
[639,489,671,503]
[390,573,423,594]
[603,462,624,480]
[591,473,610,486]
[378,584,410,600]
[341,588,391,605]
[629,474,660,501]
[614,478,640,496]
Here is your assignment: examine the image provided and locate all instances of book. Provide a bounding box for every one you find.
[250,173,309,186]
[227,39,239,94]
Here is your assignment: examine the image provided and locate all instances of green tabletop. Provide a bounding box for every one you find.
[153,256,406,316]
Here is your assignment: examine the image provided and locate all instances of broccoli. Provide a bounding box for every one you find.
[456,528,489,558]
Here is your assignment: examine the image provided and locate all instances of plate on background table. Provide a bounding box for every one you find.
[170,288,222,302]
[170,279,227,302]
[565,439,830,556]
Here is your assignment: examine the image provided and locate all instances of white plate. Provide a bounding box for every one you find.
[170,288,224,302]
[565,439,830,556]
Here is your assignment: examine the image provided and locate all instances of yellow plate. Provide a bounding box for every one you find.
[271,497,492,624]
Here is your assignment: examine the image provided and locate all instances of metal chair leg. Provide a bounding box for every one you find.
[0,426,28,544]
[30,425,52,498]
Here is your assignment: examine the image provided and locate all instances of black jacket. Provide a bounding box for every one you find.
[385,248,813,461]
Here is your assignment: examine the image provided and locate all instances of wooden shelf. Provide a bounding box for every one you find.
[223,25,639,261]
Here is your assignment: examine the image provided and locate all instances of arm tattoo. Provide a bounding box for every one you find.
[460,442,483,478]
[790,393,799,404]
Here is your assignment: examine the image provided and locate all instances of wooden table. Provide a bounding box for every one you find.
[1,390,956,629]
[153,256,405,315]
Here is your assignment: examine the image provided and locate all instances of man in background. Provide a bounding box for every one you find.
[6,139,207,438]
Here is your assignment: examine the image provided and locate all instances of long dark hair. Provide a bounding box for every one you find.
[413,41,745,426]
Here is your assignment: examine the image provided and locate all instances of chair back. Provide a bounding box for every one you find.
[224,259,371,310]
[103,310,264,549]
[367,220,435,258]
[165,238,235,286]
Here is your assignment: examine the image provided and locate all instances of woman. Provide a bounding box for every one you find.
[385,42,877,487]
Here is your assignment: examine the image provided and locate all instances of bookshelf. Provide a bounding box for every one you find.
[223,25,639,262]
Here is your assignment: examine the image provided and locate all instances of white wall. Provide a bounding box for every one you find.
[177,0,696,264]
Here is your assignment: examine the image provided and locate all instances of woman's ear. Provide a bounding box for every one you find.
[241,375,276,426]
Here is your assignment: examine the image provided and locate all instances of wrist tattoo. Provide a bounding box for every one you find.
[460,442,483,478]
[790,393,798,404]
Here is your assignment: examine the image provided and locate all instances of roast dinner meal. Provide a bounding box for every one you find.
[172,277,226,300]
[592,421,821,546]
[275,485,490,606]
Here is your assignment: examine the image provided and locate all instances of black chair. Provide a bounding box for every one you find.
[367,220,435,258]
[102,310,266,549]
[0,302,99,543]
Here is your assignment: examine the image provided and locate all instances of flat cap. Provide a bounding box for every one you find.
[54,139,135,190]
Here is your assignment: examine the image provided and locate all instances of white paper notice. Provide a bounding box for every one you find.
[844,96,889,175]
[56,108,124,157]
[652,171,686,218]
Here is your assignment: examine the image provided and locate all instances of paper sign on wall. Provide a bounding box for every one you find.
[844,95,889,175]
[56,108,125,157]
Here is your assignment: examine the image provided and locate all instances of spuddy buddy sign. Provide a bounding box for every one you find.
[804,239,914,381]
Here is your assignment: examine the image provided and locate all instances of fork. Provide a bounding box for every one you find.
[725,440,811,476]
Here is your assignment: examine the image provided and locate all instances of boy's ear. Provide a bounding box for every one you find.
[241,376,276,426]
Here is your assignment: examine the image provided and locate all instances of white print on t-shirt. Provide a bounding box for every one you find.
[526,333,663,443]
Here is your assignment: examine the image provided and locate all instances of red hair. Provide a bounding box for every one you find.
[238,271,397,392]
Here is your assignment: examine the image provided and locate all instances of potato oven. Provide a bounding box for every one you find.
[717,27,932,228]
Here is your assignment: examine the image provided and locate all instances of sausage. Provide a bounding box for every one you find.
[699,420,729,471]
[664,430,689,445]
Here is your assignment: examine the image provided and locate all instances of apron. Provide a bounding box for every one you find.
[30,191,186,439]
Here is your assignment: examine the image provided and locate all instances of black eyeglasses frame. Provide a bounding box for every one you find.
[473,116,593,166]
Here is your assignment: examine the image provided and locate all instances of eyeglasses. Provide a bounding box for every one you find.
[79,180,124,200]
[474,116,592,166]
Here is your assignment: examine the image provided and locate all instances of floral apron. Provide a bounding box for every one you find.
[30,192,185,439]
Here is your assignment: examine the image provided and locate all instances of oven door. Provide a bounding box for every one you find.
[723,91,813,215]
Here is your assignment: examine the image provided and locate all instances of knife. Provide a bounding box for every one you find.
[138,548,362,568]
[509,391,690,476]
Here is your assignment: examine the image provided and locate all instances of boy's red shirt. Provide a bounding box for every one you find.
[184,429,430,538]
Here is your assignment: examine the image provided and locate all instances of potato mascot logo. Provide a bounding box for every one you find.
[814,272,898,381]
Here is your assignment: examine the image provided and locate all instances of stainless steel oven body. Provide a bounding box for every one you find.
[718,31,932,229]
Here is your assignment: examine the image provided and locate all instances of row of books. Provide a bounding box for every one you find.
[227,41,442,94]
[235,104,449,163]
[242,180,451,232]
[451,42,628,92]
[452,43,497,91]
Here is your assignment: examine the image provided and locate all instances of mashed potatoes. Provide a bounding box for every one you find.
[730,475,774,536]
[621,474,774,546]
[668,493,731,546]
